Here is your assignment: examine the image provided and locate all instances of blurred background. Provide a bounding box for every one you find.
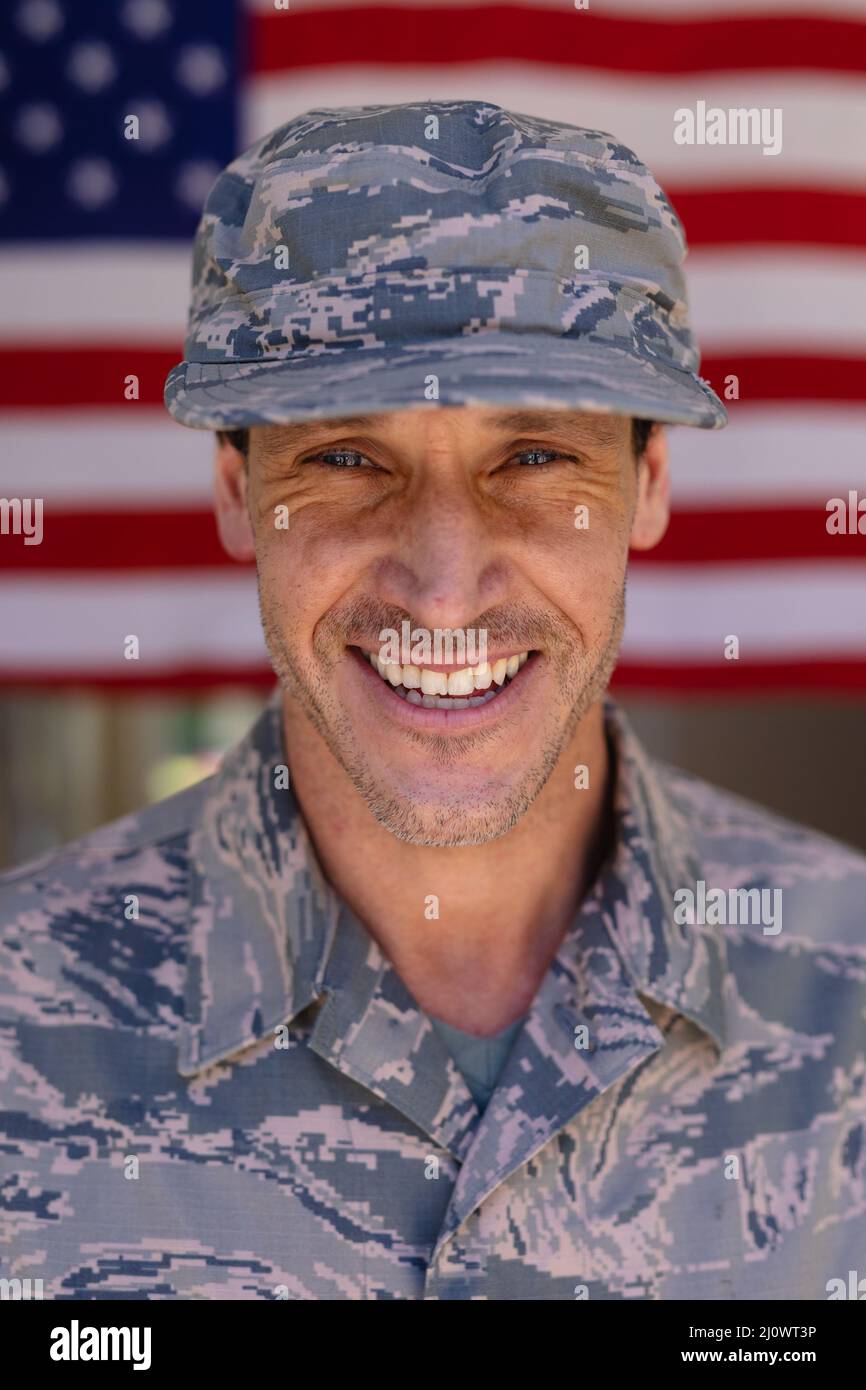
[1,0,865,868]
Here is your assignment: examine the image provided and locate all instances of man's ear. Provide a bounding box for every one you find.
[213,433,256,561]
[629,423,671,551]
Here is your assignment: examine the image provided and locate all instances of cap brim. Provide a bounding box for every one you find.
[165,334,728,431]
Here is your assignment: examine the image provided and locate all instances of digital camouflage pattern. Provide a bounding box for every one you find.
[164,100,728,432]
[1,689,864,1300]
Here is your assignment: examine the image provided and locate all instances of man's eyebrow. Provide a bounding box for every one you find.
[258,414,388,452]
[256,410,624,454]
[486,411,624,446]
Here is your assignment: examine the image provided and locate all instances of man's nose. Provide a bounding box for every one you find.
[372,471,508,631]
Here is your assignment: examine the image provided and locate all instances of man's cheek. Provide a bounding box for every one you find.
[256,519,349,592]
[256,540,319,643]
[534,524,626,610]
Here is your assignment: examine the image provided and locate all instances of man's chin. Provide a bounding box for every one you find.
[363,792,530,847]
[346,759,558,846]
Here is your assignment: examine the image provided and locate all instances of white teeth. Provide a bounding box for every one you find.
[385,681,502,710]
[447,667,474,696]
[473,662,493,690]
[420,668,448,696]
[363,648,531,703]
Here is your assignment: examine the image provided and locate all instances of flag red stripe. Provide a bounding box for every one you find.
[2,506,863,571]
[0,667,277,692]
[699,354,866,404]
[252,7,866,76]
[0,347,180,410]
[2,349,863,410]
[610,660,866,693]
[637,507,866,564]
[0,510,228,570]
[1,660,864,693]
[669,189,866,251]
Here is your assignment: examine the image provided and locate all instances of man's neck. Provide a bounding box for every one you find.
[281,698,613,1036]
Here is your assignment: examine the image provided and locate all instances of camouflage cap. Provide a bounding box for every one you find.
[164,100,728,431]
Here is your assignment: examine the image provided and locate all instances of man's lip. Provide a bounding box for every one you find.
[345,644,540,731]
[350,644,537,673]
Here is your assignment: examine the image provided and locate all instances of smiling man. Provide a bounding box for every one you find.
[212,405,666,1040]
[1,102,864,1302]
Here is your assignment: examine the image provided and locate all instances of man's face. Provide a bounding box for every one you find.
[215,407,669,846]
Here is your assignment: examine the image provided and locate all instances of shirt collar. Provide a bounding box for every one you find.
[597,698,728,1053]
[178,689,340,1075]
[178,688,726,1077]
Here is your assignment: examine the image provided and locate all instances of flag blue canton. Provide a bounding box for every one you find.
[0,0,240,240]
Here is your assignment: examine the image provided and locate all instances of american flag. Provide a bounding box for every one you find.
[2,0,865,692]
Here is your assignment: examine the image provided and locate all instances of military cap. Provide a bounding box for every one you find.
[164,100,727,430]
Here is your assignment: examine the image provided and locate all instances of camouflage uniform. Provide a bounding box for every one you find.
[1,690,864,1300]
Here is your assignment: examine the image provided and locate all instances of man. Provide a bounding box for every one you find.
[1,102,864,1301]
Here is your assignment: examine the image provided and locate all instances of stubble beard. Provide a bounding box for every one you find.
[258,579,626,848]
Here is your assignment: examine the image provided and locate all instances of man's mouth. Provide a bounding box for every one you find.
[352,646,533,709]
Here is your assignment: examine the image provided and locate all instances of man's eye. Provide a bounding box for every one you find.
[305,447,572,470]
[511,449,571,467]
[308,450,369,468]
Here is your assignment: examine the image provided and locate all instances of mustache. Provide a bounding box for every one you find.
[316,595,572,655]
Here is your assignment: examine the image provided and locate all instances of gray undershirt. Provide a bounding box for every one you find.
[429,1014,527,1111]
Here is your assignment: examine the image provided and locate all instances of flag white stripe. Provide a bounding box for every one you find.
[623,565,866,657]
[246,72,866,187]
[668,408,866,503]
[245,0,866,19]
[688,250,866,352]
[0,245,190,343]
[1,414,214,504]
[2,409,864,508]
[4,247,865,348]
[0,576,265,671]
[0,568,863,672]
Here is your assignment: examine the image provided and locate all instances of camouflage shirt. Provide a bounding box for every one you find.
[1,691,864,1300]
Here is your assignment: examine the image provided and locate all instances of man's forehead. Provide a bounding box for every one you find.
[255,408,628,450]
